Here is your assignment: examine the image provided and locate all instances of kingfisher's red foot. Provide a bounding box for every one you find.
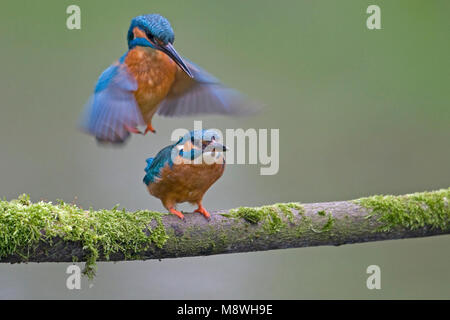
[169,208,185,220]
[124,125,141,134]
[195,204,211,221]
[144,123,156,134]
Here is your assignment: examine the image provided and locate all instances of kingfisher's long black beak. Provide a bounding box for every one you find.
[161,43,194,78]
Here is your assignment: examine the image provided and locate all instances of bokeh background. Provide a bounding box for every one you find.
[0,0,449,299]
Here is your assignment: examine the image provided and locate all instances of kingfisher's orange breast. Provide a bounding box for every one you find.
[124,47,177,121]
[148,160,225,208]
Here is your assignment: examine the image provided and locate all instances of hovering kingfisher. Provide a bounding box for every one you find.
[80,14,254,143]
[143,129,227,220]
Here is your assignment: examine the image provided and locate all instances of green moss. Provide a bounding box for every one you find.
[162,224,233,258]
[355,188,450,232]
[0,195,168,279]
[317,210,326,216]
[220,202,338,237]
[5,189,447,278]
[222,202,304,234]
[314,210,335,232]
[274,202,305,223]
[321,214,335,231]
[293,208,333,235]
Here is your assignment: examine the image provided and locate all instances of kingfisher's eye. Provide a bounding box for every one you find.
[147,34,165,47]
[146,33,156,43]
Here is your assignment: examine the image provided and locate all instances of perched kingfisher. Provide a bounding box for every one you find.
[80,14,254,143]
[143,129,228,220]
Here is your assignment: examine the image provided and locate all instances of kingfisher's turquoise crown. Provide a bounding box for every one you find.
[127,14,175,47]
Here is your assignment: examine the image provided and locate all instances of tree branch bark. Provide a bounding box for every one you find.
[1,188,449,266]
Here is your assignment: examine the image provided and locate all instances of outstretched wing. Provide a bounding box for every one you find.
[157,58,260,117]
[79,55,144,143]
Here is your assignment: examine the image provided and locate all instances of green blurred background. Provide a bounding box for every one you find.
[0,0,449,299]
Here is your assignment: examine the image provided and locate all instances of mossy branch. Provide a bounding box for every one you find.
[1,188,449,278]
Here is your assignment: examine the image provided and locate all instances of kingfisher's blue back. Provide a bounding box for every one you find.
[143,145,174,185]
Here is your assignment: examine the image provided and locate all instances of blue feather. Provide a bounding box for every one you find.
[145,158,154,171]
[127,14,174,48]
[143,145,174,185]
[94,64,119,93]
[143,129,221,185]
[79,53,144,143]
[157,59,260,117]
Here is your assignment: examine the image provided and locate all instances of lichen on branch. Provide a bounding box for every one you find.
[0,195,168,278]
[355,188,450,232]
[0,188,449,279]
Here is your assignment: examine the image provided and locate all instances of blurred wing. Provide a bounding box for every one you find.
[157,58,260,117]
[143,145,174,185]
[79,58,144,143]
